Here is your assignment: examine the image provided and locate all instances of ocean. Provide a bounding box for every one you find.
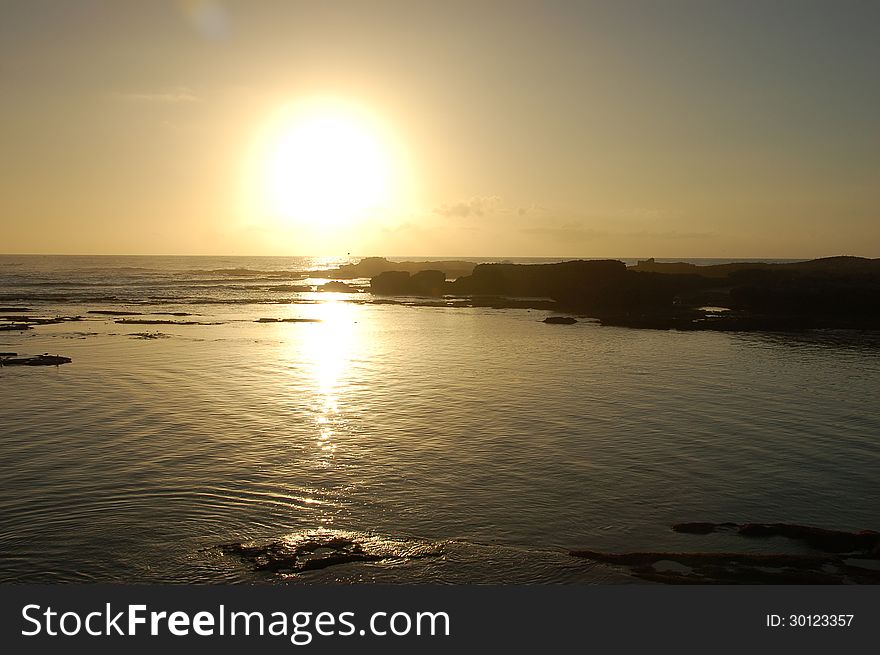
[1,255,878,583]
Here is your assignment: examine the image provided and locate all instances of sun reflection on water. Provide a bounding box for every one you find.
[298,300,360,468]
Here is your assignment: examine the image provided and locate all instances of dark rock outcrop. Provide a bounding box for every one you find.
[361,256,880,331]
[371,269,447,296]
[316,257,475,280]
[448,260,707,313]
[115,319,222,326]
[0,315,82,329]
[318,281,359,293]
[222,532,441,575]
[543,316,577,324]
[672,522,880,556]
[573,521,880,584]
[88,310,142,316]
[570,549,880,584]
[0,353,72,366]
[223,536,383,573]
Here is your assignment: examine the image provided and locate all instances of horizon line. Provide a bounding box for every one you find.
[1,253,874,261]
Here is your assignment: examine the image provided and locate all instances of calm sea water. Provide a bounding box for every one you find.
[1,255,878,583]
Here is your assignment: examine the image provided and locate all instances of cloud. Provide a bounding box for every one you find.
[112,87,200,103]
[434,196,502,219]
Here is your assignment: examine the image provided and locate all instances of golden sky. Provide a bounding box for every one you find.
[1,1,878,257]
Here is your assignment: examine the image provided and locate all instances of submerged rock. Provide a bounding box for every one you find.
[573,521,880,584]
[221,531,441,575]
[224,537,382,573]
[543,316,577,324]
[255,317,321,323]
[570,549,880,584]
[0,353,72,367]
[88,310,142,316]
[128,332,171,340]
[115,319,222,326]
[672,521,880,555]
[0,315,81,329]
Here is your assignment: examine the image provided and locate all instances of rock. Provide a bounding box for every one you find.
[115,319,222,325]
[0,315,81,328]
[543,316,577,324]
[221,532,441,575]
[371,271,415,295]
[570,549,880,584]
[671,521,880,554]
[270,284,313,293]
[572,521,880,584]
[313,257,475,280]
[255,318,321,323]
[88,310,142,316]
[128,332,171,340]
[0,353,72,366]
[0,307,32,312]
[672,522,737,534]
[370,270,447,296]
[736,523,880,554]
[410,270,446,295]
[318,281,359,293]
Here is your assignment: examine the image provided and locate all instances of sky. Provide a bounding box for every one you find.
[1,0,878,258]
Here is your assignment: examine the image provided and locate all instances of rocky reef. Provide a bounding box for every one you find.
[0,315,82,331]
[572,522,880,584]
[367,256,880,331]
[115,318,223,326]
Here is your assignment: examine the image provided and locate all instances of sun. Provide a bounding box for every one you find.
[258,100,395,227]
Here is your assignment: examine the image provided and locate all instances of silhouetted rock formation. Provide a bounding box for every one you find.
[255,317,321,323]
[447,259,707,313]
[727,269,880,326]
[371,269,447,296]
[318,281,359,293]
[543,316,577,324]
[316,257,475,280]
[365,256,880,331]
